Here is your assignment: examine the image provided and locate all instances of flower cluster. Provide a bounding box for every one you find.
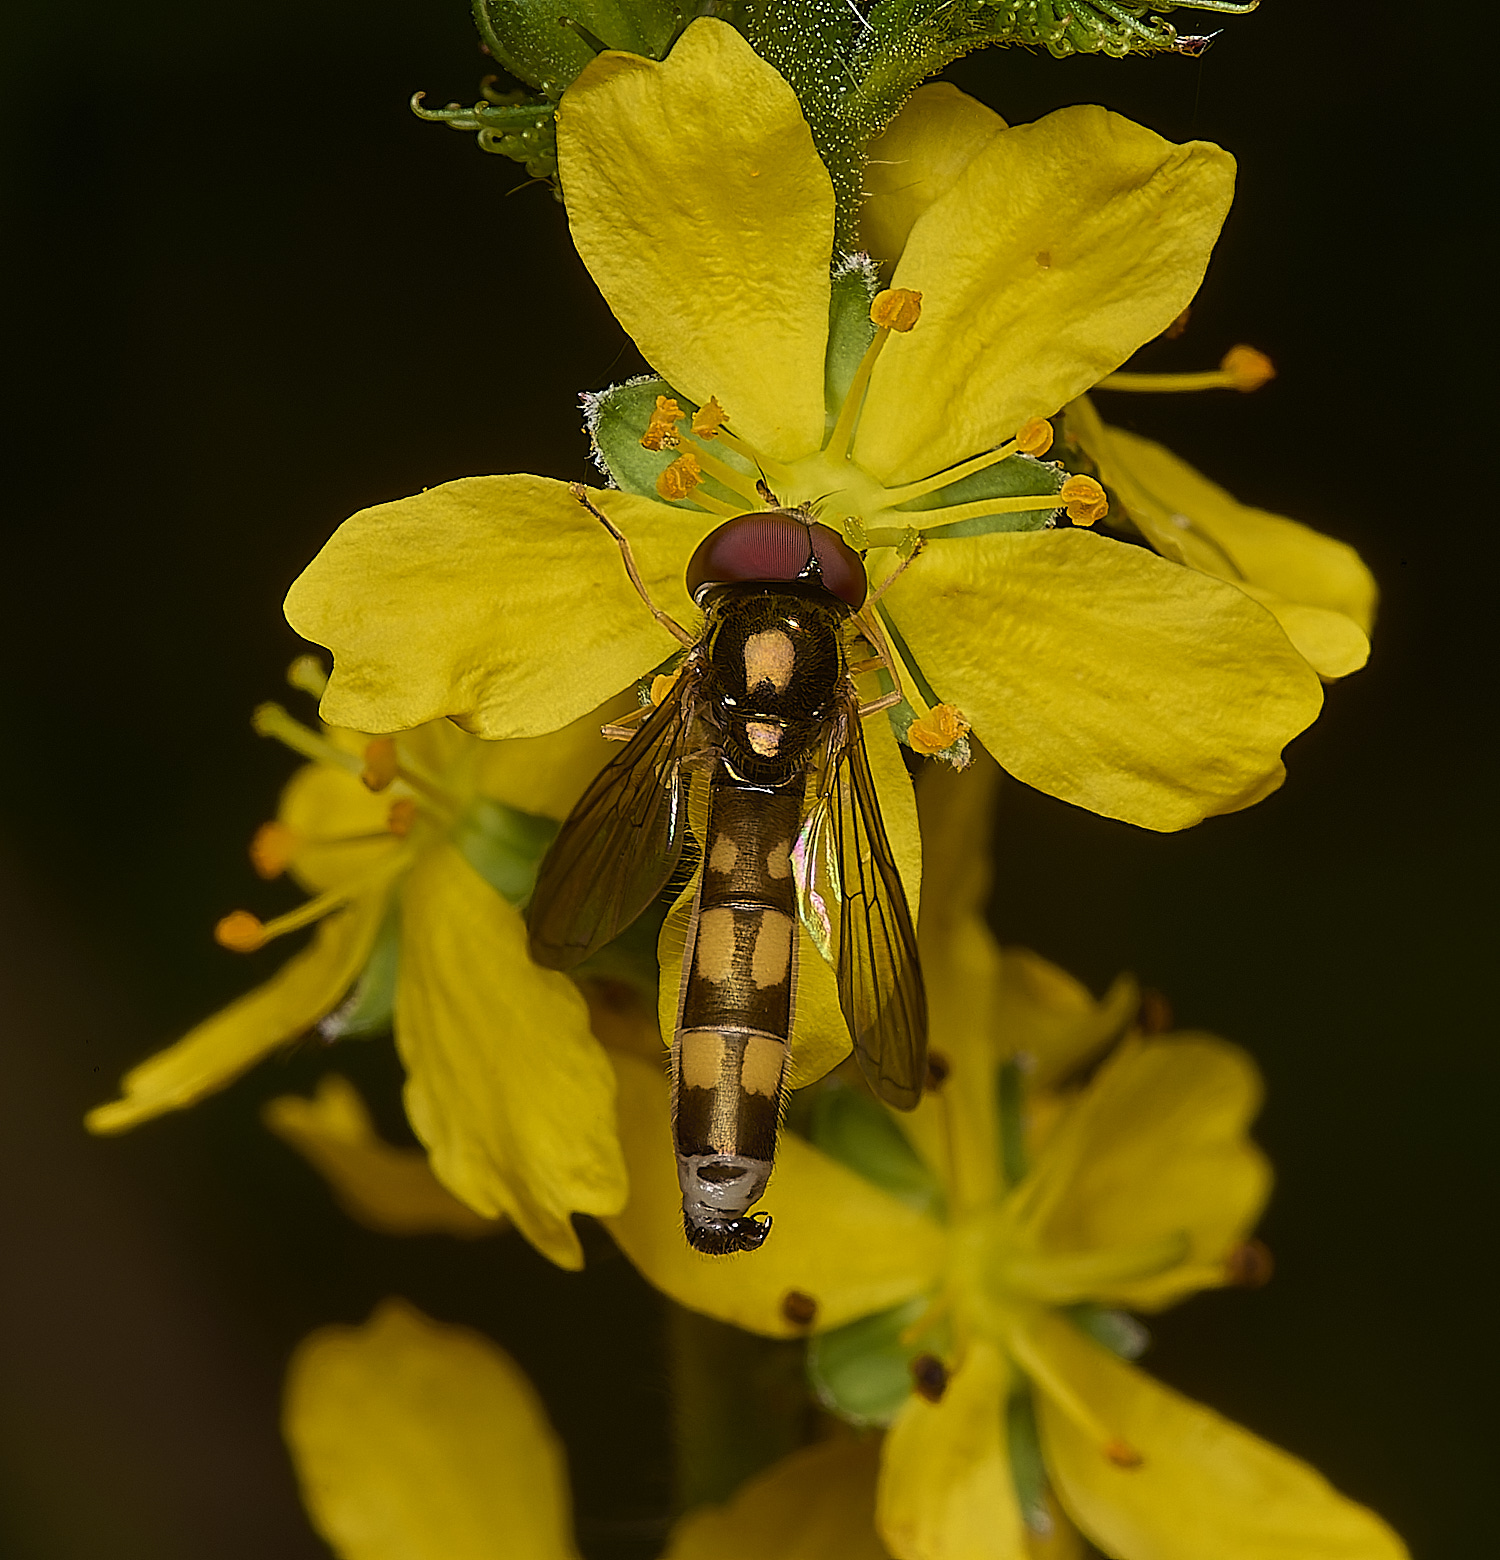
[87,14,1400,1560]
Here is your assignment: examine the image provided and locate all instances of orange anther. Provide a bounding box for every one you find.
[215,910,267,952]
[387,798,418,838]
[640,394,685,451]
[1060,474,1109,527]
[249,821,296,880]
[690,396,728,440]
[871,288,923,333]
[1015,417,1055,457]
[656,451,703,501]
[907,703,971,757]
[1105,1438,1144,1469]
[1220,344,1275,391]
[361,738,399,792]
[1224,1238,1275,1288]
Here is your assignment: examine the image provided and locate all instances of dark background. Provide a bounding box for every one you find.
[2,3,1488,1556]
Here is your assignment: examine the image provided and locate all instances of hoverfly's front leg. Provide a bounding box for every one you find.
[600,704,654,742]
[570,483,697,649]
[851,603,906,720]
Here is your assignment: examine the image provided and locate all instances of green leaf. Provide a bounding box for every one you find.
[824,255,879,432]
[322,901,401,1039]
[452,798,558,905]
[802,1078,946,1219]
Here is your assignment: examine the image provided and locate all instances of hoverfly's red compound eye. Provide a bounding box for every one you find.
[685,510,867,609]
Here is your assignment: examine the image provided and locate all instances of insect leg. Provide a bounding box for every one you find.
[863,534,927,609]
[851,605,906,720]
[570,483,697,648]
[601,705,653,741]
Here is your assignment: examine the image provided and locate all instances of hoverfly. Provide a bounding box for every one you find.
[528,490,927,1254]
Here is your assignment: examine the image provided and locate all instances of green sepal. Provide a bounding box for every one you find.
[471,0,688,98]
[824,255,879,432]
[1005,1387,1054,1536]
[582,377,757,512]
[807,1295,945,1427]
[897,453,1063,538]
[1066,1302,1150,1360]
[802,1077,946,1219]
[324,900,401,1039]
[996,1058,1029,1188]
[452,798,558,906]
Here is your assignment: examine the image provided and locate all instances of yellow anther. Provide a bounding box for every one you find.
[871,288,923,333]
[908,703,971,757]
[1060,474,1109,527]
[361,738,399,792]
[1220,344,1275,391]
[249,821,297,880]
[1015,417,1054,457]
[387,798,418,838]
[286,655,329,699]
[656,451,703,501]
[640,395,685,451]
[690,396,728,440]
[215,910,267,952]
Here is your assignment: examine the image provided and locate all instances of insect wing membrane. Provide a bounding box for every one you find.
[527,680,701,970]
[795,717,927,1109]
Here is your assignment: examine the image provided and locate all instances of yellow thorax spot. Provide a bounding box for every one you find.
[764,840,791,879]
[679,1031,725,1091]
[740,1035,787,1097]
[708,834,739,875]
[750,912,794,989]
[694,908,738,984]
[743,629,795,694]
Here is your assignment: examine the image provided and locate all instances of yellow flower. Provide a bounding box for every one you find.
[285,19,1323,833]
[86,668,628,1270]
[867,84,1378,683]
[284,1297,892,1560]
[604,757,1408,1560]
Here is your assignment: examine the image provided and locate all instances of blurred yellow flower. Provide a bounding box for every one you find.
[606,756,1409,1560]
[284,1297,893,1560]
[285,18,1324,834]
[867,84,1378,684]
[86,667,627,1270]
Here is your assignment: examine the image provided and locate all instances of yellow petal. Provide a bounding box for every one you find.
[394,843,626,1270]
[1029,1316,1410,1560]
[1018,1037,1270,1312]
[285,477,698,740]
[86,889,390,1134]
[995,949,1139,1090]
[558,19,832,465]
[1235,588,1371,680]
[1089,418,1377,633]
[878,1339,1028,1560]
[475,690,636,821]
[858,108,1235,486]
[604,1053,943,1335]
[861,82,1007,266]
[667,1434,888,1560]
[284,1299,579,1560]
[264,1074,500,1239]
[278,760,399,894]
[887,530,1325,831]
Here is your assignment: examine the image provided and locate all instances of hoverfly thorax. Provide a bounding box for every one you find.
[528,503,926,1257]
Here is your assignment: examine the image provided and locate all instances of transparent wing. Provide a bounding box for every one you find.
[527,677,706,970]
[795,709,927,1109]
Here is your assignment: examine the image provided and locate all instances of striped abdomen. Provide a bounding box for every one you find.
[672,777,800,1254]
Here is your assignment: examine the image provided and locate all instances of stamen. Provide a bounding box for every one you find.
[910,1353,948,1403]
[871,287,923,333]
[640,395,684,450]
[1007,1325,1143,1469]
[252,703,362,774]
[656,451,702,500]
[908,703,970,757]
[387,798,418,838]
[1015,417,1054,456]
[824,291,921,464]
[865,489,1064,539]
[249,821,297,880]
[1060,475,1108,526]
[690,397,728,439]
[286,655,329,699]
[215,910,268,952]
[685,443,763,505]
[361,738,399,792]
[1094,343,1276,394]
[997,1231,1190,1303]
[213,856,407,954]
[1224,1238,1274,1287]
